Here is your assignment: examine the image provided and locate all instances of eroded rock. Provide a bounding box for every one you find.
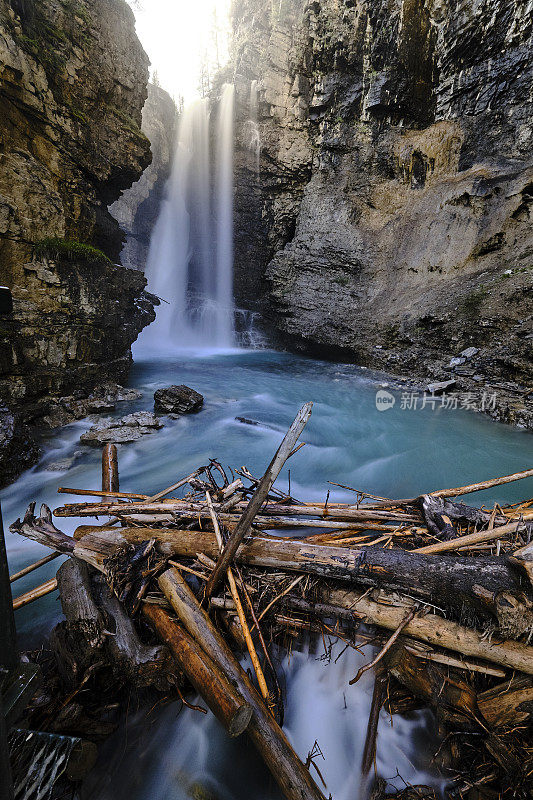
[80,411,163,446]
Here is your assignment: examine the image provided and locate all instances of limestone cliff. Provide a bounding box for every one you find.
[0,0,156,483]
[232,0,533,427]
[110,82,178,270]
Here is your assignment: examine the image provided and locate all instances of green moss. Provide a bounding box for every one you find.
[33,238,112,265]
[460,288,487,315]
[334,274,350,287]
[105,104,149,142]
[69,105,88,125]
[60,0,91,24]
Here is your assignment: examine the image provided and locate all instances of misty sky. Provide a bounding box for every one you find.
[127,0,232,104]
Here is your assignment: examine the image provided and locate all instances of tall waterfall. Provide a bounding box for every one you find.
[140,84,235,351]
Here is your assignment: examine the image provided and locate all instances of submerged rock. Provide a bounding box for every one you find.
[154,385,204,415]
[80,411,163,446]
[43,452,83,472]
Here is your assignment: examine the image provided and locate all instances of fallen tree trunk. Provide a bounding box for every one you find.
[54,500,418,524]
[51,558,170,690]
[142,604,253,737]
[12,507,532,631]
[158,567,327,800]
[321,587,533,676]
[416,495,533,540]
[70,525,531,628]
[388,644,482,729]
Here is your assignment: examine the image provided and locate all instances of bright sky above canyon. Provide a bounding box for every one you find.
[127,0,232,104]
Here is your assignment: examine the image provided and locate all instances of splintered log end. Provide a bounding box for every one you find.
[40,503,53,524]
[10,503,75,554]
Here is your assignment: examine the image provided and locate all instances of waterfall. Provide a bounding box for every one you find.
[139,84,235,351]
[243,79,260,175]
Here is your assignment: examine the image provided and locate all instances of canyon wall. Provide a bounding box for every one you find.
[0,0,156,482]
[110,82,178,271]
[232,0,533,426]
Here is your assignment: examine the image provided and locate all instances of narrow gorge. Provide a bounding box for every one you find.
[1,3,532,799]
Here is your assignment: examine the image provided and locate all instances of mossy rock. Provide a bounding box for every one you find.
[33,237,112,265]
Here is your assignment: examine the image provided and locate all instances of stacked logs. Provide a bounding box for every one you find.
[9,405,533,800]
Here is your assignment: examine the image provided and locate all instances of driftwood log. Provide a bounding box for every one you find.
[142,604,252,737]
[68,525,533,631]
[50,558,170,690]
[159,567,327,800]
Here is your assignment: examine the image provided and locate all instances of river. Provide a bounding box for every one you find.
[2,347,532,799]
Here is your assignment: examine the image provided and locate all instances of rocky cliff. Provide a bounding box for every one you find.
[110,82,178,271]
[232,0,533,427]
[0,0,156,483]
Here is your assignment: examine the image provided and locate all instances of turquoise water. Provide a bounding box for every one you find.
[2,348,532,799]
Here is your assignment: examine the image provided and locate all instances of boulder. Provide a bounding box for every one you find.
[80,411,163,447]
[154,385,203,415]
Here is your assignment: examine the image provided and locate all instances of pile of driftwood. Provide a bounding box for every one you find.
[10,402,533,800]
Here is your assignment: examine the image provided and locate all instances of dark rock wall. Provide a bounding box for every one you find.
[110,83,178,271]
[0,0,156,420]
[231,0,533,423]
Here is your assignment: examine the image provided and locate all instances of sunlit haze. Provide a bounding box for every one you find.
[127,0,232,103]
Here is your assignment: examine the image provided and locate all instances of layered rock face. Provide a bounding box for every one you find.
[232,0,533,426]
[0,0,156,420]
[110,82,178,270]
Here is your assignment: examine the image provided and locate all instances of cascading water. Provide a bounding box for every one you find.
[139,84,235,351]
[243,79,260,175]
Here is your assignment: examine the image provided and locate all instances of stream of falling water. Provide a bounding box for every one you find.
[139,85,235,350]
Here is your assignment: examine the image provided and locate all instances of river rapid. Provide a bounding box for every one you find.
[2,347,532,799]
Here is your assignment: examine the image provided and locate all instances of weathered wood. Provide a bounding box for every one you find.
[324,587,533,676]
[9,551,61,582]
[417,495,532,539]
[389,644,481,728]
[361,673,385,784]
[12,509,532,632]
[510,540,533,589]
[206,491,271,705]
[54,500,417,524]
[415,521,524,554]
[50,558,104,686]
[431,467,533,499]
[478,676,533,728]
[142,603,253,737]
[11,503,75,554]
[69,525,530,627]
[102,443,119,498]
[159,567,327,800]
[52,558,170,689]
[58,488,149,499]
[91,574,171,688]
[12,578,58,610]
[204,402,313,599]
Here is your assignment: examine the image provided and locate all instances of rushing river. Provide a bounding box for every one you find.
[2,348,532,800]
